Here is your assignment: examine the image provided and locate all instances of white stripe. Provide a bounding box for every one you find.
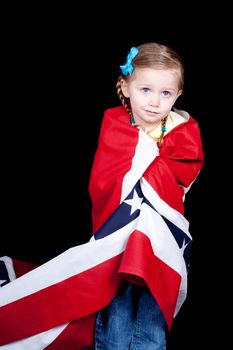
[137,202,188,315]
[174,268,187,316]
[141,178,191,238]
[137,203,186,276]
[121,130,159,202]
[0,217,138,306]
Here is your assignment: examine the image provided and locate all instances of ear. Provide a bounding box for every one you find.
[174,90,182,104]
[121,79,130,98]
[177,90,182,98]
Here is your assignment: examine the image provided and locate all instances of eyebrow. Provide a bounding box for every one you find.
[137,83,177,92]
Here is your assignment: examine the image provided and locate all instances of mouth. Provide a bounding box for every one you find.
[145,110,159,116]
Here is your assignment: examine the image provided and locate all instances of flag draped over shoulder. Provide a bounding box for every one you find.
[0,106,204,349]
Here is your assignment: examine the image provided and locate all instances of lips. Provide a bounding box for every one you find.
[145,110,159,116]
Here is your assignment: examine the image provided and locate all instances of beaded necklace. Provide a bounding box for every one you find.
[130,115,168,145]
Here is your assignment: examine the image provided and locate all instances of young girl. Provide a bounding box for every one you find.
[89,42,204,349]
[0,43,204,349]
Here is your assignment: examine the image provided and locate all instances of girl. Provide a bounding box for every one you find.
[90,42,204,349]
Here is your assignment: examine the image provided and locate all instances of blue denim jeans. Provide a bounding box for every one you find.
[94,280,167,349]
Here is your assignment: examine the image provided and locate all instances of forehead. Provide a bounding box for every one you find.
[130,68,180,87]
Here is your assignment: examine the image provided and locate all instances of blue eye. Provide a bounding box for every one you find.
[141,87,151,93]
[162,91,171,96]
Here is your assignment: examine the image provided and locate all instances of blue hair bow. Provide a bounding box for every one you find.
[120,47,139,76]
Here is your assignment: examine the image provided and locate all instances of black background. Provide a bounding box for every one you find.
[2,6,227,349]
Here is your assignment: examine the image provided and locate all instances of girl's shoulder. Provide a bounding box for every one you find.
[166,109,188,134]
[104,106,128,118]
[160,108,203,159]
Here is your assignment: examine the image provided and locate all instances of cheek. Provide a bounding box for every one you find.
[130,97,141,110]
[163,97,176,108]
[130,91,145,105]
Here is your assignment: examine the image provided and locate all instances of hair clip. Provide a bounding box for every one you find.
[120,47,139,76]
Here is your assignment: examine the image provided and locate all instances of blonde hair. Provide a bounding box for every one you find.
[116,42,184,117]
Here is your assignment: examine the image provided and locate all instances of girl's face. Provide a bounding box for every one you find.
[121,68,182,132]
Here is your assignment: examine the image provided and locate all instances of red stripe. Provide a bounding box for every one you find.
[0,254,123,345]
[45,314,96,350]
[89,107,139,232]
[119,230,181,329]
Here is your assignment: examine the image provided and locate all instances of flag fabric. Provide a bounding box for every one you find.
[0,256,38,286]
[0,106,204,349]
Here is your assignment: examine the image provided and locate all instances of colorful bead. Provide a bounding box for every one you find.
[130,116,136,125]
[161,126,166,132]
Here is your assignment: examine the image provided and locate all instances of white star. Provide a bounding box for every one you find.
[0,279,6,287]
[180,239,188,255]
[124,189,143,215]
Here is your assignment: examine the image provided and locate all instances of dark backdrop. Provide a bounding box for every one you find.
[2,8,227,349]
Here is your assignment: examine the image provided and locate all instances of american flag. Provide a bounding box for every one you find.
[0,107,204,349]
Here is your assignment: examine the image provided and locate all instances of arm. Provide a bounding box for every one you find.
[143,116,204,214]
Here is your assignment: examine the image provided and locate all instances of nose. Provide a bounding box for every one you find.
[149,93,160,107]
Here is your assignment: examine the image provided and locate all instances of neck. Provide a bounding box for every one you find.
[131,116,168,134]
[143,122,161,134]
[130,115,168,145]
